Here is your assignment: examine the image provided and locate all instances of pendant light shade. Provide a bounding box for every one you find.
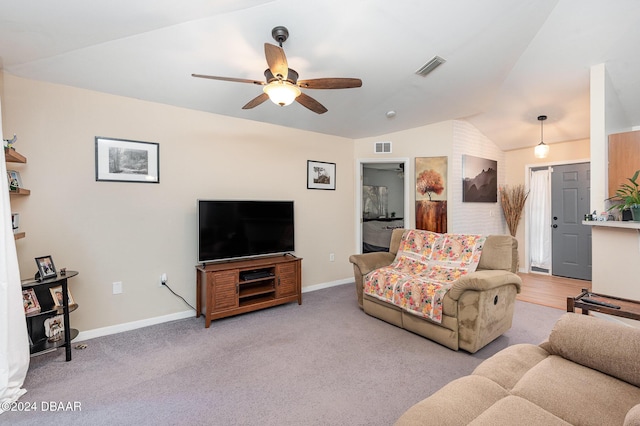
[534,115,549,158]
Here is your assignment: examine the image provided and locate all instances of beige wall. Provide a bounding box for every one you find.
[2,73,356,333]
[504,138,591,270]
[354,120,507,235]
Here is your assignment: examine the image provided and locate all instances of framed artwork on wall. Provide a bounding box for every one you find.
[307,160,336,190]
[95,137,159,183]
[415,156,448,233]
[462,155,497,202]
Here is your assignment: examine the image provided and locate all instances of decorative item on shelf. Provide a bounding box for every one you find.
[22,288,41,315]
[11,213,19,232]
[44,315,64,342]
[6,170,22,190]
[607,169,640,221]
[35,255,57,280]
[49,285,75,308]
[534,115,550,159]
[3,134,17,149]
[499,184,529,237]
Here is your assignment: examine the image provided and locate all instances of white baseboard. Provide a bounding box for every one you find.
[76,310,195,342]
[76,278,355,341]
[302,278,353,293]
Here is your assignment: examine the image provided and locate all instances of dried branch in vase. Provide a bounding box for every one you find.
[499,184,529,237]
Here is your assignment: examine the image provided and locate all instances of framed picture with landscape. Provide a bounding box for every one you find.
[95,137,159,183]
[307,160,336,190]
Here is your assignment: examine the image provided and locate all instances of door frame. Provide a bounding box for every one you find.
[523,157,590,274]
[355,158,411,254]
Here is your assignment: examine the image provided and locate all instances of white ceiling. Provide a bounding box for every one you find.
[1,0,639,151]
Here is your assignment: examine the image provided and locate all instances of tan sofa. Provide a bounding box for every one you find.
[396,313,640,426]
[349,229,522,353]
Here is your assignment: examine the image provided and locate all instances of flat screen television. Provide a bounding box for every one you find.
[197,200,295,263]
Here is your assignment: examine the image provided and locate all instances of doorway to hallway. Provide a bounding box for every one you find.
[356,159,410,254]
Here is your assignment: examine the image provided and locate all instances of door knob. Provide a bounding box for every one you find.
[553,216,558,220]
[552,224,558,228]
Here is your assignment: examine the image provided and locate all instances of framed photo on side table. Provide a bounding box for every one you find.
[95,137,159,183]
[22,289,41,314]
[307,160,336,190]
[49,285,76,308]
[35,255,57,280]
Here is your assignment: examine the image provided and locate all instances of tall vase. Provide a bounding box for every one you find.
[631,205,640,222]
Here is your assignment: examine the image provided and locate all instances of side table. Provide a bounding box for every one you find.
[567,288,640,321]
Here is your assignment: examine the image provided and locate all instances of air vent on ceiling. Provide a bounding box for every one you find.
[415,55,446,77]
[374,141,392,154]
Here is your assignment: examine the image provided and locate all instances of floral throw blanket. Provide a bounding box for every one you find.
[363,229,486,323]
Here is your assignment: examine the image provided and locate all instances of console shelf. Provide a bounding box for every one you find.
[196,254,302,328]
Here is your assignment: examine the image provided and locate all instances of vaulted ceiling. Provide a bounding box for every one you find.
[1,0,639,151]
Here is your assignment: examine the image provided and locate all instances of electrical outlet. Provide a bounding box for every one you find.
[160,273,167,286]
[113,281,123,294]
[329,253,335,262]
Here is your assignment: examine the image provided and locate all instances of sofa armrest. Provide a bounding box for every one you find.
[349,252,395,309]
[547,313,640,387]
[348,252,395,276]
[447,270,522,301]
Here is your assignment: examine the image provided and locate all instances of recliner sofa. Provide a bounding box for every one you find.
[396,312,640,425]
[349,228,522,353]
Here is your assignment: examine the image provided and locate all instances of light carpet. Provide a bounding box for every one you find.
[3,283,566,425]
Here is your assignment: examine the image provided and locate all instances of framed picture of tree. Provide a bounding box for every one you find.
[415,156,448,233]
[307,160,336,190]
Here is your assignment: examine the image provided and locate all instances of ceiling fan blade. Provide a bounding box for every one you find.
[192,74,264,85]
[295,92,328,114]
[264,43,288,80]
[298,78,363,89]
[242,93,269,110]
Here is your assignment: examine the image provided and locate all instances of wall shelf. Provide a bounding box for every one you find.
[4,148,26,163]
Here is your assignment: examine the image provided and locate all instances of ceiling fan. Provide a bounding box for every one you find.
[192,26,362,114]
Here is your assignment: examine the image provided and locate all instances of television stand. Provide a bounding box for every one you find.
[196,255,302,328]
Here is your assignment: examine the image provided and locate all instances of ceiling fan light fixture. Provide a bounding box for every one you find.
[263,81,301,106]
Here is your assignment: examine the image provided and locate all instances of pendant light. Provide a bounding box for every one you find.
[534,115,549,158]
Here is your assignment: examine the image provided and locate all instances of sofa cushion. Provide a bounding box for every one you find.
[395,375,509,426]
[472,343,550,390]
[476,235,517,272]
[512,355,640,426]
[547,313,640,387]
[468,396,571,426]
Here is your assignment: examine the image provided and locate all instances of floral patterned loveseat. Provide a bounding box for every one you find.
[349,229,522,353]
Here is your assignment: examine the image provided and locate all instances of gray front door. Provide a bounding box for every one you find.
[551,163,591,280]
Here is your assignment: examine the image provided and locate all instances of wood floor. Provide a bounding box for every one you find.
[516,272,591,311]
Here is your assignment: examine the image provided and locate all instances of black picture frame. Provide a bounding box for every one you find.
[95,137,159,183]
[307,160,336,190]
[35,255,57,280]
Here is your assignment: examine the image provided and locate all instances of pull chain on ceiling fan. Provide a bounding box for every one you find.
[192,26,362,114]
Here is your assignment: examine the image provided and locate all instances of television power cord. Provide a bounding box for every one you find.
[161,280,196,311]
